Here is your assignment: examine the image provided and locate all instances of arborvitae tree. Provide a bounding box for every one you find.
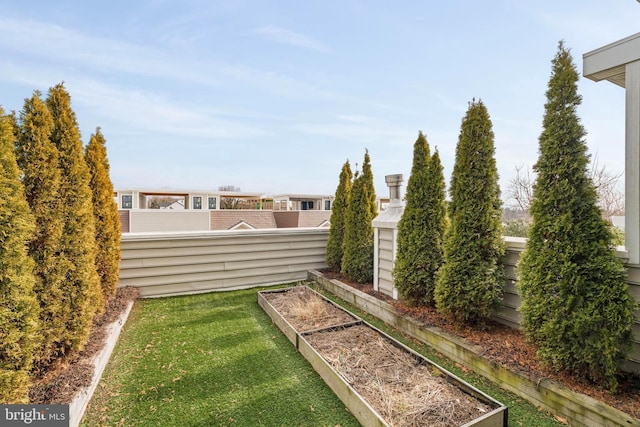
[46,83,102,353]
[394,133,446,305]
[6,111,19,140]
[85,128,121,301]
[15,92,68,370]
[0,108,39,403]
[341,151,376,283]
[361,149,378,220]
[435,99,505,324]
[518,42,635,391]
[326,160,352,271]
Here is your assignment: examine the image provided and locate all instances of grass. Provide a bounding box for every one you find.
[81,285,359,427]
[82,283,564,427]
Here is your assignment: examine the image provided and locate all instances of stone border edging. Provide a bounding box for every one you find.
[69,300,134,427]
[308,270,639,427]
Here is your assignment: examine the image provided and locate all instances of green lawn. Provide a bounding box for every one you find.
[81,284,563,427]
[81,285,359,427]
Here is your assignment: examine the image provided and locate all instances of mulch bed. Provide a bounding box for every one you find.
[319,269,640,420]
[29,287,139,404]
[308,324,494,427]
[264,286,498,426]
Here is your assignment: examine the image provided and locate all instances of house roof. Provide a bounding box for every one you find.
[296,211,332,227]
[210,210,278,230]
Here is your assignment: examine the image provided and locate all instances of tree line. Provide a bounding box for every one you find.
[0,83,121,403]
[326,43,636,391]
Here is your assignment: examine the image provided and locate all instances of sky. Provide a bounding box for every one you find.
[1,1,639,204]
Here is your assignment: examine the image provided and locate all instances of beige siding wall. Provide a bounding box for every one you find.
[119,228,329,297]
[492,238,525,329]
[128,210,211,232]
[377,228,395,297]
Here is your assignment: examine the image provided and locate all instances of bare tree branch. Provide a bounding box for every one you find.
[507,164,534,214]
[506,155,624,221]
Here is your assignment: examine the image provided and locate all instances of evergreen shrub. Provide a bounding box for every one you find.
[435,100,505,324]
[518,43,636,391]
[326,160,352,271]
[394,132,446,305]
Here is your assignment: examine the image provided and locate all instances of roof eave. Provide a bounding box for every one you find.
[583,32,640,88]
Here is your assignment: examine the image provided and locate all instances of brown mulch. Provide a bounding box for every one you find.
[319,269,640,420]
[29,287,139,404]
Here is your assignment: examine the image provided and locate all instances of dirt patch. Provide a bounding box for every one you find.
[29,287,139,404]
[319,269,640,420]
[263,286,499,427]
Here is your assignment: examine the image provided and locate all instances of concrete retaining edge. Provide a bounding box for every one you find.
[69,301,134,427]
[308,269,639,427]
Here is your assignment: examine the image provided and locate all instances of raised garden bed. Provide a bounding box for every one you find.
[258,285,507,427]
[307,269,640,427]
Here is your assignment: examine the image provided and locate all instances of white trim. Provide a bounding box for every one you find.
[626,60,640,264]
[230,221,256,230]
[583,32,640,87]
[373,228,380,292]
[584,33,640,264]
[392,228,398,300]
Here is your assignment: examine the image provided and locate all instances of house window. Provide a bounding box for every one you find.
[193,196,202,209]
[324,200,331,211]
[208,197,217,210]
[121,195,132,209]
[301,200,314,210]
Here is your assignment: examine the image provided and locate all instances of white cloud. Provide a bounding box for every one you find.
[292,120,414,148]
[336,114,378,124]
[254,25,332,53]
[0,17,337,101]
[0,18,199,81]
[0,18,348,107]
[69,79,270,140]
